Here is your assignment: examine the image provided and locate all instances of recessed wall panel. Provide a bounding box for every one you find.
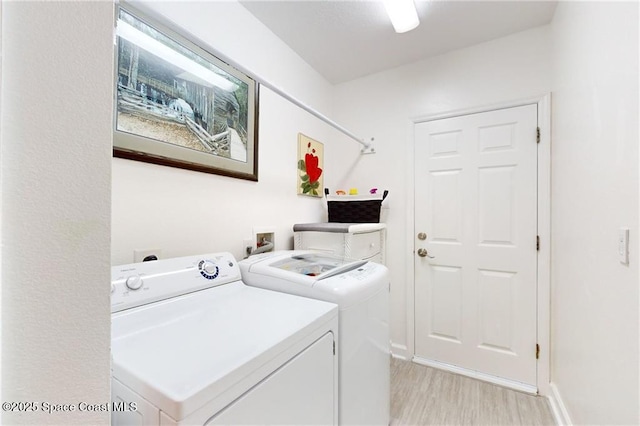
[478,122,516,153]
[478,166,515,246]
[430,266,462,342]
[430,170,462,243]
[478,269,516,354]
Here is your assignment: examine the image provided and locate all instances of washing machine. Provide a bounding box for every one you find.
[239,250,390,426]
[110,252,339,425]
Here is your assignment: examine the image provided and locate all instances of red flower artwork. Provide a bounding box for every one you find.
[299,137,323,196]
[305,152,322,184]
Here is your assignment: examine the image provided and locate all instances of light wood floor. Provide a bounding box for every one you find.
[391,358,556,426]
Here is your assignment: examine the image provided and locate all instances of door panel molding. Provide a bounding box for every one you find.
[403,94,551,395]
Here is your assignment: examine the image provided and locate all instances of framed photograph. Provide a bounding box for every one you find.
[113,5,259,180]
[297,133,324,197]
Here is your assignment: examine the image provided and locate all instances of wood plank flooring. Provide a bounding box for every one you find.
[391,358,556,426]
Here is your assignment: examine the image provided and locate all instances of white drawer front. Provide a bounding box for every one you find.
[348,231,381,259]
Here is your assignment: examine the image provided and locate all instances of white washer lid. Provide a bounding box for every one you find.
[111,281,337,421]
[239,251,390,308]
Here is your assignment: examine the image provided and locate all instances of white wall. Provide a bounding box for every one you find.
[112,1,337,265]
[549,2,639,424]
[1,2,113,425]
[330,26,552,356]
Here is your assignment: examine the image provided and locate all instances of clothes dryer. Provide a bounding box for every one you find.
[239,250,390,426]
[111,252,339,425]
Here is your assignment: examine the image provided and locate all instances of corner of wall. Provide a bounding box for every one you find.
[2,2,113,424]
[548,382,573,426]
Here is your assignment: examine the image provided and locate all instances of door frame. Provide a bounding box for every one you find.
[403,94,551,396]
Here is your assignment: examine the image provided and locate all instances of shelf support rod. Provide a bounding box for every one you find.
[258,79,375,154]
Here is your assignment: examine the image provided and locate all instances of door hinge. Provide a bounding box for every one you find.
[536,235,540,251]
[333,340,336,355]
[536,127,541,144]
[536,343,540,359]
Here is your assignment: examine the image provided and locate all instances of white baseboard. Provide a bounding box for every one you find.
[548,382,572,426]
[390,342,410,360]
[412,356,537,394]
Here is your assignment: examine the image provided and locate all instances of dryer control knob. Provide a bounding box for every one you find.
[202,261,217,275]
[125,275,143,290]
[199,260,219,280]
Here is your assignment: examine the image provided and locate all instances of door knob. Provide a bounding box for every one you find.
[417,248,434,258]
[417,232,427,240]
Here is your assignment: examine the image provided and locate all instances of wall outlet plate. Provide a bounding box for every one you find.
[134,248,162,263]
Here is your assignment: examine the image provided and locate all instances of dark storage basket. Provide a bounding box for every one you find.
[324,188,388,223]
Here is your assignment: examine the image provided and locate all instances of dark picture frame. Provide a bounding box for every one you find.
[113,4,259,181]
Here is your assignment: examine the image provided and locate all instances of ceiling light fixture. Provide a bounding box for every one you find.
[383,0,420,34]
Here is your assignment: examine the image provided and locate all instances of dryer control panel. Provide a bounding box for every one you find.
[111,252,240,313]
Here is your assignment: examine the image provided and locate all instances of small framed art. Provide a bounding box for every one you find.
[297,133,324,197]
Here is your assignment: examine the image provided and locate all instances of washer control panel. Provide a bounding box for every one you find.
[111,252,240,313]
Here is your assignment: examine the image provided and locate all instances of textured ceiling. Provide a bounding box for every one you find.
[239,1,558,84]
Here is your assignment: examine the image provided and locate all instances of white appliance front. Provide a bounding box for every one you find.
[239,251,390,426]
[111,252,339,425]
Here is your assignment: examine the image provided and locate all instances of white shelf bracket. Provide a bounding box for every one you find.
[361,138,376,154]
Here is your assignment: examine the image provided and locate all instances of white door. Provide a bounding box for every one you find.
[414,104,538,387]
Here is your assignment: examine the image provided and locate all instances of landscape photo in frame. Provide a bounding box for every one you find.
[113,5,259,180]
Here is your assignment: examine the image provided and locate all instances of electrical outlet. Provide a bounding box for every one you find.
[134,248,162,263]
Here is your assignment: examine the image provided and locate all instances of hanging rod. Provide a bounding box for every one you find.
[236,65,375,154]
[257,79,375,154]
